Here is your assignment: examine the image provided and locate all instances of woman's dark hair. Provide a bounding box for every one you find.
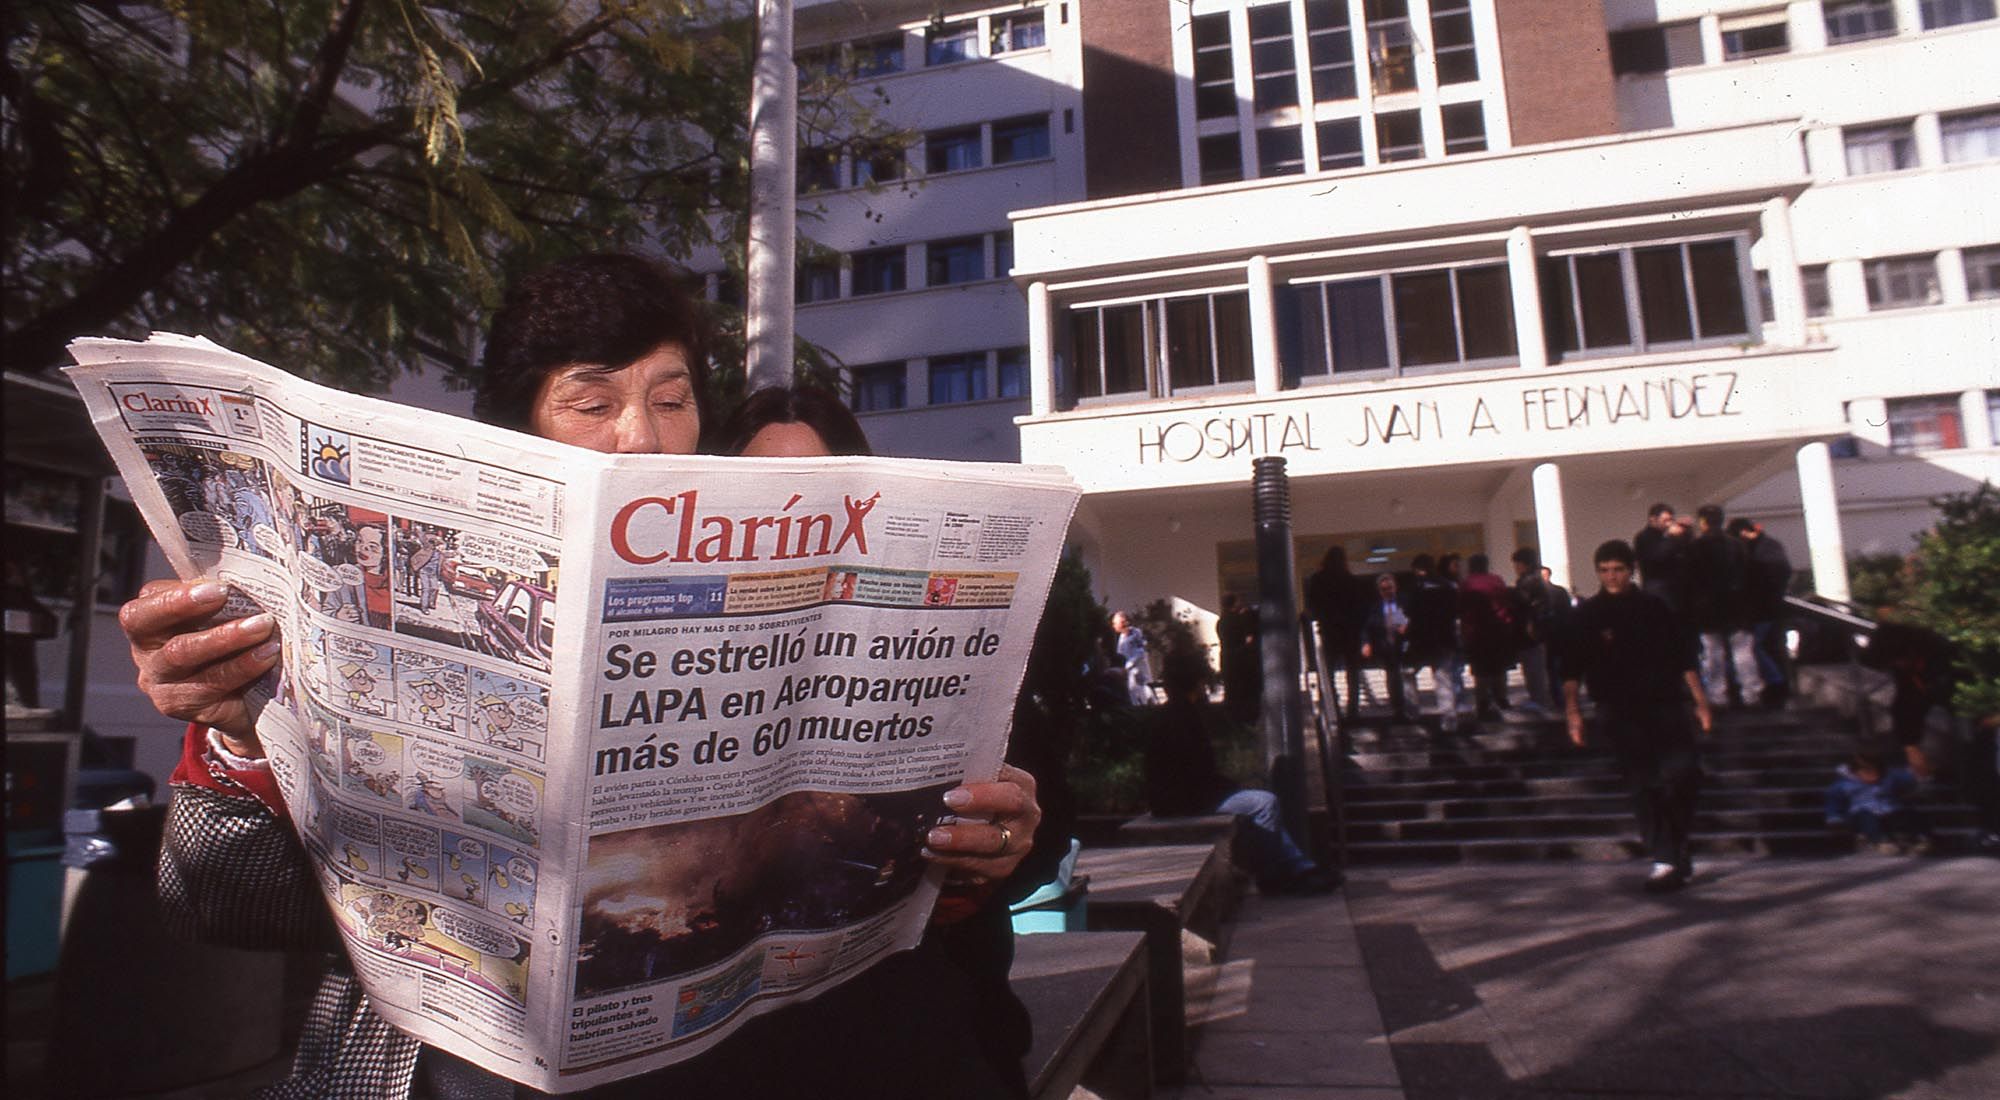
[719,385,873,457]
[473,252,711,434]
[1319,546,1349,575]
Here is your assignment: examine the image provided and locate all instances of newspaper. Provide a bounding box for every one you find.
[66,334,1080,1093]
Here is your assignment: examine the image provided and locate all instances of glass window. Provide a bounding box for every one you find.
[1455,264,1516,361]
[1864,254,1941,309]
[1989,391,2000,448]
[1720,11,1791,58]
[1543,239,1750,356]
[1193,13,1237,120]
[926,20,980,65]
[1941,107,2000,163]
[851,247,906,296]
[1965,245,2000,299]
[1327,277,1392,374]
[1608,22,1703,75]
[1304,0,1356,101]
[1099,303,1151,396]
[1393,270,1459,365]
[1803,264,1832,317]
[799,145,842,193]
[1430,1,1479,84]
[990,12,1046,53]
[1921,0,1997,29]
[1886,394,1965,453]
[796,45,841,82]
[850,364,906,412]
[997,348,1029,399]
[1825,0,1897,42]
[992,115,1051,163]
[1249,3,1299,112]
[928,354,989,404]
[1258,125,1305,176]
[926,237,985,286]
[1376,110,1423,162]
[853,141,904,185]
[993,231,1014,278]
[1200,133,1244,184]
[925,127,982,173]
[851,34,904,76]
[798,259,840,303]
[1317,118,1364,169]
[1844,121,1917,174]
[1159,293,1253,392]
[1441,103,1486,155]
[1364,0,1417,94]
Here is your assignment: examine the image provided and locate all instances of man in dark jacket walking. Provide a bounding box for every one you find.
[1305,547,1373,719]
[1687,505,1762,707]
[1728,517,1793,707]
[1634,503,1692,614]
[1406,554,1462,732]
[1458,554,1518,721]
[1565,540,1713,892]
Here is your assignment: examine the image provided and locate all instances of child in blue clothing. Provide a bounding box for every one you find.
[1826,749,1932,855]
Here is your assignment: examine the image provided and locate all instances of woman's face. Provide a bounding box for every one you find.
[739,421,832,458]
[528,343,700,455]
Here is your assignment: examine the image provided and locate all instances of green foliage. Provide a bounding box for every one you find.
[1132,597,1213,691]
[1900,484,2000,720]
[5,0,890,392]
[1847,553,1915,615]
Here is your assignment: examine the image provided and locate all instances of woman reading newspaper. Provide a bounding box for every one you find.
[117,254,1045,1098]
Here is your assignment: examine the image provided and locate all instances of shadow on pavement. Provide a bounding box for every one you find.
[1389,1003,1997,1100]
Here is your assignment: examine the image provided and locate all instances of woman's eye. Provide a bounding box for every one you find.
[575,403,610,416]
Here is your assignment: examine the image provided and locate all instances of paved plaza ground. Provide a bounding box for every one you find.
[1173,855,2000,1100]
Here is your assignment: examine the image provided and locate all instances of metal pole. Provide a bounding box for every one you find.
[1253,458,1310,849]
[62,477,106,731]
[744,0,796,393]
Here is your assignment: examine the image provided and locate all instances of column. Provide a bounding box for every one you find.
[1531,463,1572,590]
[1247,255,1281,395]
[1028,280,1054,417]
[1960,389,1995,451]
[1796,441,1850,603]
[1506,227,1548,369]
[1761,197,1808,346]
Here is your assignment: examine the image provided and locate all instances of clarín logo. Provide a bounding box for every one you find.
[123,390,213,416]
[610,489,880,565]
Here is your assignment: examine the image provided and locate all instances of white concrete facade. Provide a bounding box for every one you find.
[701,0,1086,461]
[765,1,1996,619]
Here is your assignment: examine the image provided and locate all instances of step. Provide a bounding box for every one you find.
[1339,828,1986,865]
[1343,805,1980,844]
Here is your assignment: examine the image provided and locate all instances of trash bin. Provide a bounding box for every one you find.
[51,804,286,1097]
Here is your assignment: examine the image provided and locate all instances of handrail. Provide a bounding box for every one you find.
[1781,593,1878,739]
[1783,593,1879,634]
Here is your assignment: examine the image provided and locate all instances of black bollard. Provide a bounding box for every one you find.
[1252,457,1311,852]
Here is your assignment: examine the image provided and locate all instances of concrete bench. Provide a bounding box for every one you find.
[1013,930,1153,1100]
[1115,812,1238,849]
[1074,842,1243,1084]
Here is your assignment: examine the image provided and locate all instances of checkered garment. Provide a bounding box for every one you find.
[158,786,426,1099]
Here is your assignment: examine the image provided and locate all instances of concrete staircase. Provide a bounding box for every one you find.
[1332,701,1983,865]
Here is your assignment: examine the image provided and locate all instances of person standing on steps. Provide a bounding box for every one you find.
[1563,539,1713,893]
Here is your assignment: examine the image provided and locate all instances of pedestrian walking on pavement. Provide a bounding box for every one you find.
[1564,539,1714,892]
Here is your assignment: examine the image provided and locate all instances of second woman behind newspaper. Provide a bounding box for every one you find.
[120,253,1042,1098]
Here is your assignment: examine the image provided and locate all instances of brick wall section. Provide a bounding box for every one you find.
[1492,0,1621,146]
[1079,0,1183,198]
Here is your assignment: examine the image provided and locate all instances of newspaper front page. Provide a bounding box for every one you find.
[67,334,1080,1093]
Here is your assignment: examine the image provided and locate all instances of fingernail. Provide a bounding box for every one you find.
[253,640,283,660]
[927,828,952,849]
[942,788,971,809]
[190,582,226,602]
[238,613,276,634]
